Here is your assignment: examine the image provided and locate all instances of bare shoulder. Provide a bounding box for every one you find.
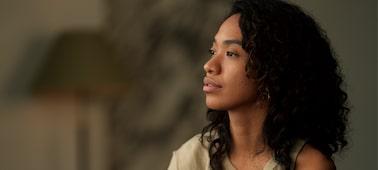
[295,144,336,170]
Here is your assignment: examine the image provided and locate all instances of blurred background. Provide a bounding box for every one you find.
[0,0,376,170]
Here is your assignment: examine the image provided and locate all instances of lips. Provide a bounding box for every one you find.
[203,77,222,93]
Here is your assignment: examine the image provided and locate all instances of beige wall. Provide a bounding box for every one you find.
[0,98,109,170]
[0,99,77,170]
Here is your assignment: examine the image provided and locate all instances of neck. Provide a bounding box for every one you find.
[228,100,269,157]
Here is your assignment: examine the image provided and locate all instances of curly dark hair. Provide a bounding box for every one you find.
[200,0,349,169]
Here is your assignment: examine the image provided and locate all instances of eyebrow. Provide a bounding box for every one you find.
[213,39,242,46]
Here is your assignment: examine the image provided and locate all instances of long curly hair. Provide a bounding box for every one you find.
[200,0,349,169]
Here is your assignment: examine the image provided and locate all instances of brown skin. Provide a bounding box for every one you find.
[203,15,258,111]
[296,145,336,170]
[203,14,335,170]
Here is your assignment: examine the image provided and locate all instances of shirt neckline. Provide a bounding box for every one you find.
[224,154,277,170]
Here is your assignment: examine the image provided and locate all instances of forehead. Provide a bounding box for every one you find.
[214,14,242,43]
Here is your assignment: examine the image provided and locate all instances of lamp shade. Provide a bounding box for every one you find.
[32,30,127,96]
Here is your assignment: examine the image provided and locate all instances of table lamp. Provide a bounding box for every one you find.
[31,30,127,170]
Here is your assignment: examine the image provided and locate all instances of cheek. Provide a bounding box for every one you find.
[227,77,257,103]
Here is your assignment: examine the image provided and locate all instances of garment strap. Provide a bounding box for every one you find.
[289,140,306,170]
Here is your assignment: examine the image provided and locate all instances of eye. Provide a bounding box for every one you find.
[208,49,216,56]
[226,51,239,57]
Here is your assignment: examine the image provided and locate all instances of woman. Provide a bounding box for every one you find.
[168,0,349,169]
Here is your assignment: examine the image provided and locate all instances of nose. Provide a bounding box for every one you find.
[204,56,221,75]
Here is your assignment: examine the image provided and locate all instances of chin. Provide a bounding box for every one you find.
[205,99,229,110]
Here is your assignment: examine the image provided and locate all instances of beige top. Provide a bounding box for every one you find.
[168,134,306,170]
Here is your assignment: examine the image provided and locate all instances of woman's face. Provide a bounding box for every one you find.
[203,14,258,111]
